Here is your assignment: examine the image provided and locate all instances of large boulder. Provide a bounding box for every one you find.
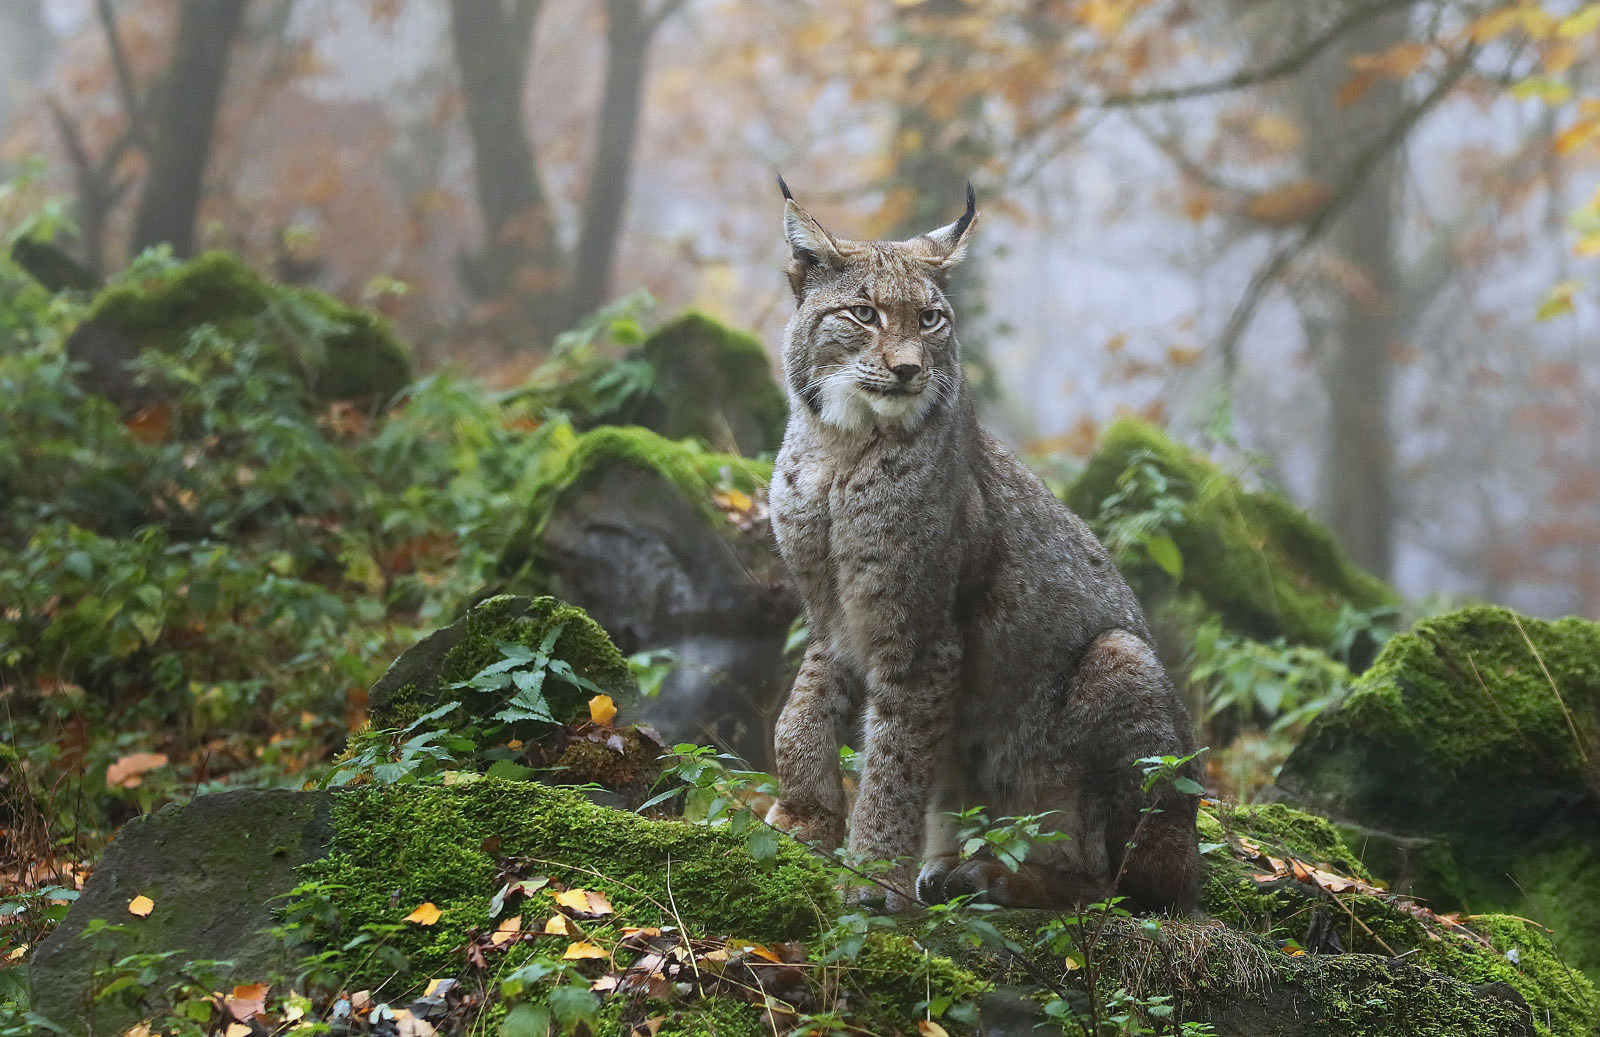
[1276,605,1600,981]
[1066,419,1396,663]
[66,251,411,410]
[28,789,334,1035]
[493,425,797,767]
[32,783,1597,1036]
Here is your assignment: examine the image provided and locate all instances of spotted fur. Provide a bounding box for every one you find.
[765,183,1201,913]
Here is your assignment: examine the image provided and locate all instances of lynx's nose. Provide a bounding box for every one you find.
[891,362,921,382]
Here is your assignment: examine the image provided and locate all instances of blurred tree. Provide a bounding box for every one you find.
[449,0,686,342]
[129,0,251,257]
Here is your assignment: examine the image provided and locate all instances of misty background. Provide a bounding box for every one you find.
[2,0,1596,619]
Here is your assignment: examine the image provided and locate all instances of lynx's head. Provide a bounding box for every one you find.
[778,179,978,435]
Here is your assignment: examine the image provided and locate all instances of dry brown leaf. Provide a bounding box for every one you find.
[127,894,154,917]
[351,991,373,1013]
[226,983,269,1021]
[125,404,172,444]
[122,1023,153,1037]
[404,902,443,925]
[224,1024,252,1037]
[588,694,617,726]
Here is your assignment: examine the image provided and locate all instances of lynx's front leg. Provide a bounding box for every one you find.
[851,636,961,911]
[768,641,852,850]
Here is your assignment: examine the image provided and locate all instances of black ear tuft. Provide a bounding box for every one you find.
[952,181,977,240]
[777,174,794,202]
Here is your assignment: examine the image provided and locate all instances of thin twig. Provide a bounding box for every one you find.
[95,0,152,150]
[1510,613,1591,768]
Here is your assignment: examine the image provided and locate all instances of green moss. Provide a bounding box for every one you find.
[368,594,636,731]
[85,251,411,404]
[1192,801,1600,1035]
[300,781,985,1034]
[497,422,771,579]
[636,311,787,456]
[305,781,837,976]
[534,310,786,456]
[1278,606,1600,980]
[1065,418,1395,652]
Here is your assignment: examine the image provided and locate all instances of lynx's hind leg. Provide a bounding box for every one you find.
[1069,629,1202,915]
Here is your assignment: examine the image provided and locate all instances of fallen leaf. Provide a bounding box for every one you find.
[591,975,618,993]
[545,915,574,935]
[588,694,618,726]
[632,1018,665,1037]
[491,915,524,947]
[125,403,172,444]
[227,983,269,1021]
[351,990,373,1013]
[127,895,154,917]
[918,1022,951,1037]
[424,978,456,998]
[563,941,609,960]
[122,1024,153,1037]
[404,902,443,925]
[225,1024,252,1037]
[552,888,613,917]
[106,752,170,790]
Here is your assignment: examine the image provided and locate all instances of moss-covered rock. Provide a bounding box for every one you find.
[366,593,635,733]
[1276,605,1600,982]
[535,310,786,455]
[940,800,1596,1036]
[66,251,411,409]
[28,789,335,1036]
[1065,419,1396,659]
[494,424,796,766]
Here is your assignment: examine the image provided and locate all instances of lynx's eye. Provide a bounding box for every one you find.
[919,309,944,329]
[850,304,879,325]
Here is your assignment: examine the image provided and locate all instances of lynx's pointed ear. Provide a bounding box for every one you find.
[779,175,844,296]
[923,182,979,269]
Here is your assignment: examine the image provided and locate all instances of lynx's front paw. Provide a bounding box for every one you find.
[915,854,958,905]
[765,800,845,850]
[936,859,1112,909]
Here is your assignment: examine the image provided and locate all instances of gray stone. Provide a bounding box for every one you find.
[29,789,333,1036]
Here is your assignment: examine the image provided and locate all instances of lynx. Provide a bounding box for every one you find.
[764,180,1201,912]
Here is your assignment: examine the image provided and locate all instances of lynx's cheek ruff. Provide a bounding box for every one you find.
[814,365,940,433]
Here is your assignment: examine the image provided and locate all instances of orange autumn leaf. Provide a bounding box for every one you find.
[588,694,617,726]
[226,984,269,1021]
[125,403,172,444]
[127,895,154,917]
[562,940,609,960]
[404,902,443,925]
[106,752,169,790]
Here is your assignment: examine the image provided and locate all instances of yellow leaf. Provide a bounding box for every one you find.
[563,941,609,960]
[122,1024,153,1037]
[424,978,452,997]
[1469,8,1521,43]
[712,488,754,513]
[552,888,614,916]
[404,902,443,925]
[127,895,154,917]
[545,914,573,935]
[918,1022,951,1037]
[1537,280,1580,321]
[588,694,618,726]
[1559,6,1600,38]
[491,915,524,947]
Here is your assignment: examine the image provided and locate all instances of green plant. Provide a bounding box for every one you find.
[1095,450,1188,581]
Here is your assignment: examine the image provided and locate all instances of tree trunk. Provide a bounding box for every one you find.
[1294,6,1409,579]
[129,0,250,258]
[448,0,562,314]
[563,0,652,327]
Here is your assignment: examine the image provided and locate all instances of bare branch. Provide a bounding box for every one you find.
[1214,49,1476,379]
[95,0,152,150]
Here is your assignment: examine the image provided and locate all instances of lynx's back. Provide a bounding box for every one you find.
[765,182,1200,912]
